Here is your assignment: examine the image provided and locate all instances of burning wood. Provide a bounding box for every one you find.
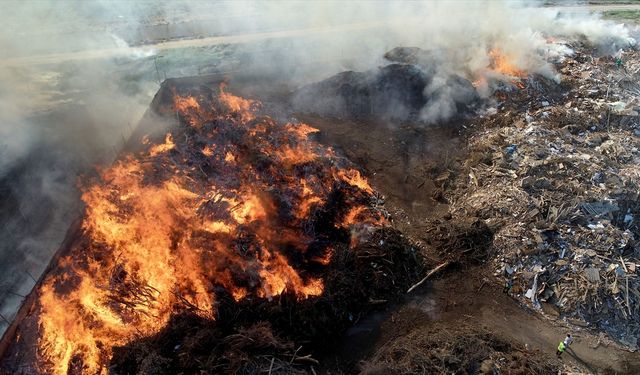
[0,83,423,374]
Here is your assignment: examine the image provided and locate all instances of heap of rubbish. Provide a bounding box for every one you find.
[442,41,640,349]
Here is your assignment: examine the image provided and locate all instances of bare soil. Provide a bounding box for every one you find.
[298,115,457,244]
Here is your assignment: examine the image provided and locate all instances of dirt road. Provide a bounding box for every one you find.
[332,268,640,374]
[435,269,639,374]
[0,20,380,68]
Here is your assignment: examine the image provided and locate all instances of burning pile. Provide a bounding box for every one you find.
[291,46,535,125]
[1,83,422,374]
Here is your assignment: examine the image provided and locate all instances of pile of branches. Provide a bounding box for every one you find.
[420,217,495,264]
[110,228,424,374]
[104,82,426,374]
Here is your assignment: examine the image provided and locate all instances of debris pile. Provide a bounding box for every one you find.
[292,62,479,122]
[444,42,640,348]
[0,82,424,374]
[109,227,422,374]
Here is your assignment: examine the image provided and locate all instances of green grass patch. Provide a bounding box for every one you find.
[603,9,640,23]
[590,0,640,4]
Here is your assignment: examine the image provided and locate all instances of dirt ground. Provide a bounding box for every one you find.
[297,114,640,374]
[297,115,456,244]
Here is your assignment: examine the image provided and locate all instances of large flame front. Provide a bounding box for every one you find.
[34,85,385,373]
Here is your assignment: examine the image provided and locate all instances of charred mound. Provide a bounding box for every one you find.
[292,49,479,122]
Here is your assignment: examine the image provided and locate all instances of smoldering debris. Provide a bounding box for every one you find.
[292,58,479,123]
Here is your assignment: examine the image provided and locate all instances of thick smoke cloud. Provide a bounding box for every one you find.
[0,0,636,336]
[289,1,637,123]
[0,0,157,333]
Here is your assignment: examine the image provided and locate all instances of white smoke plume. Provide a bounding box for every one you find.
[285,1,636,123]
[0,0,157,334]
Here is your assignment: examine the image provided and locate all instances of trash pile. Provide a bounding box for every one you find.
[444,42,640,349]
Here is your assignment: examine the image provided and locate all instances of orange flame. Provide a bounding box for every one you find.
[473,48,527,91]
[148,133,175,156]
[219,83,257,122]
[33,85,386,374]
[173,95,200,113]
[488,48,527,78]
[337,169,374,194]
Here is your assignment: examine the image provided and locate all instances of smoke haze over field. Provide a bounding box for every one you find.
[0,0,636,336]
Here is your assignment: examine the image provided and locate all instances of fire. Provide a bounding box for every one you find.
[173,95,200,113]
[33,84,386,374]
[202,144,214,156]
[296,178,325,219]
[488,48,527,79]
[473,48,527,90]
[311,247,334,265]
[224,151,236,162]
[219,83,256,122]
[472,75,488,89]
[337,169,374,194]
[148,133,175,156]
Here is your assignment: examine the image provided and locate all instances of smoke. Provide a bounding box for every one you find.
[406,3,636,123]
[0,0,636,335]
[284,1,637,123]
[0,0,157,333]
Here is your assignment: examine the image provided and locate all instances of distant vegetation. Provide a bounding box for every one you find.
[590,0,640,4]
[603,9,640,23]
[543,0,640,4]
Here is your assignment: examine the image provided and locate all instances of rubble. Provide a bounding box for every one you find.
[443,42,640,349]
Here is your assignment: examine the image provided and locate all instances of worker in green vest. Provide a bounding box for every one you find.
[556,333,573,357]
[556,341,566,357]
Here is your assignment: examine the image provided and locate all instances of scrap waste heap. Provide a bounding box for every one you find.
[443,42,640,349]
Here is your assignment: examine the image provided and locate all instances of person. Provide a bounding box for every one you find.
[614,50,624,69]
[503,279,513,294]
[556,334,573,357]
[556,341,566,357]
[564,333,573,347]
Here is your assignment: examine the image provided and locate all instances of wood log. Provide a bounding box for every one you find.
[406,261,452,293]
